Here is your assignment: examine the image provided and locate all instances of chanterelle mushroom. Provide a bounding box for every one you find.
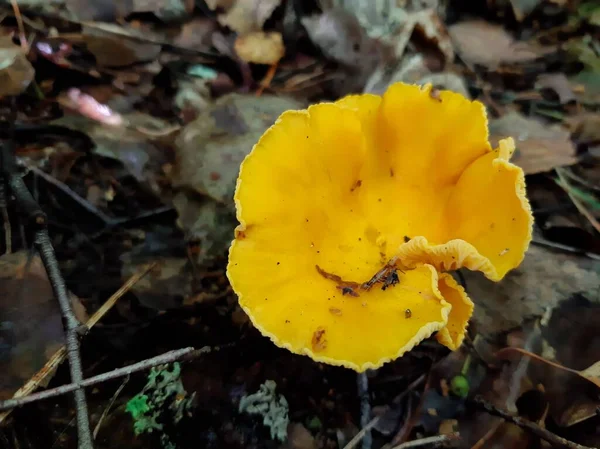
[227,82,533,372]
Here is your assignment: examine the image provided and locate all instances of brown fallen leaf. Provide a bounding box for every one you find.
[448,20,551,68]
[0,36,34,97]
[172,18,217,50]
[283,423,317,449]
[0,251,86,400]
[466,244,600,339]
[216,0,282,34]
[65,0,191,21]
[234,31,284,65]
[495,347,600,389]
[172,93,305,267]
[78,28,162,67]
[489,111,577,174]
[566,113,600,147]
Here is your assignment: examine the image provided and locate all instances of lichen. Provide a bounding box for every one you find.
[126,362,195,448]
[239,380,289,442]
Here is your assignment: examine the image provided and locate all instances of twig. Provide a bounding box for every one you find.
[470,420,502,449]
[34,229,92,448]
[86,262,156,328]
[391,371,433,446]
[256,62,279,97]
[26,165,113,224]
[0,262,156,424]
[531,238,600,261]
[0,347,200,412]
[556,168,600,234]
[2,135,92,447]
[357,372,372,449]
[343,374,426,449]
[389,434,459,449]
[93,375,129,439]
[472,396,596,449]
[10,0,27,51]
[0,182,10,253]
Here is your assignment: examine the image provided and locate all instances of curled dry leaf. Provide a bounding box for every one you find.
[448,20,551,68]
[489,111,577,174]
[234,31,285,65]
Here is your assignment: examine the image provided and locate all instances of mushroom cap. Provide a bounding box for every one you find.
[227,82,532,371]
[234,31,285,65]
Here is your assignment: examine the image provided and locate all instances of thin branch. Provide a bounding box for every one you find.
[2,206,10,253]
[0,262,156,424]
[0,347,201,412]
[86,262,156,328]
[555,168,600,235]
[93,375,129,439]
[343,374,426,449]
[389,434,459,449]
[3,141,92,448]
[0,181,10,253]
[472,396,596,449]
[26,164,113,224]
[10,0,27,51]
[34,228,92,449]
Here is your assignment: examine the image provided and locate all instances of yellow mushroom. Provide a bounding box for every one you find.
[227,82,533,372]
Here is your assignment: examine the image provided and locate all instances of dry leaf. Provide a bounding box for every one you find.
[489,111,577,174]
[217,0,282,34]
[448,20,549,68]
[172,18,217,50]
[205,0,235,9]
[580,361,600,385]
[283,423,317,449]
[536,73,576,104]
[509,0,544,21]
[411,8,454,64]
[234,31,284,64]
[301,8,381,69]
[496,347,600,389]
[0,251,86,400]
[567,113,600,146]
[131,0,193,20]
[466,244,600,339]
[0,37,34,97]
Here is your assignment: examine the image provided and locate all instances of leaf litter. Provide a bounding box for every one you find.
[0,0,600,448]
